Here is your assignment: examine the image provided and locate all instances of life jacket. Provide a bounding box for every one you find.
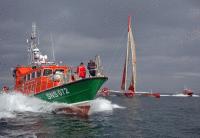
[77,65,86,78]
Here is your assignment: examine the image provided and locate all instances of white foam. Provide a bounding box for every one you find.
[0,111,16,118]
[172,93,190,97]
[112,104,126,109]
[160,94,171,97]
[89,97,125,115]
[0,92,124,118]
[0,92,70,119]
[160,93,200,97]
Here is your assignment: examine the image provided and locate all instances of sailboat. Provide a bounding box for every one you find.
[99,16,136,97]
[99,16,160,98]
[121,16,160,98]
[174,87,193,97]
[120,16,137,97]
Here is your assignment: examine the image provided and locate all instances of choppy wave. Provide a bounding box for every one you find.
[0,92,57,118]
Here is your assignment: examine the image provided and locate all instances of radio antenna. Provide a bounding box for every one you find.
[50,33,56,62]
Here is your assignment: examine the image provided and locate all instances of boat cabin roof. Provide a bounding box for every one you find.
[15,65,68,77]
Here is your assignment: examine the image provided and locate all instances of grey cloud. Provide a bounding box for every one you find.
[0,0,199,93]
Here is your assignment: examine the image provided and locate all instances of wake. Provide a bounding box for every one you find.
[0,92,123,119]
[89,97,125,115]
[160,94,200,97]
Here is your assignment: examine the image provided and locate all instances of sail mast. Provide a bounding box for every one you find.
[50,33,56,62]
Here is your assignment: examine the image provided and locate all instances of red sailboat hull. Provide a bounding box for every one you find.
[141,93,160,98]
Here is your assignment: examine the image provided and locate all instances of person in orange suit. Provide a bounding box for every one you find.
[77,62,86,79]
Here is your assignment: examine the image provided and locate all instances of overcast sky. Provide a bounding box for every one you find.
[0,0,200,93]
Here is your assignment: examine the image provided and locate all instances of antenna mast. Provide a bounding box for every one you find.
[26,22,52,66]
[27,23,38,65]
[50,33,56,62]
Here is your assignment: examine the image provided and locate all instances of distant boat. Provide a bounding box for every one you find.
[171,88,195,97]
[182,88,193,97]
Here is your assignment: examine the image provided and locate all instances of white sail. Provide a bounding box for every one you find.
[129,16,137,92]
[121,16,137,92]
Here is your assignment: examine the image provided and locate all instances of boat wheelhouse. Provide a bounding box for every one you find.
[14,65,69,95]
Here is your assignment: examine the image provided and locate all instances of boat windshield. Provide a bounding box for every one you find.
[55,69,64,73]
[43,69,53,76]
[37,70,41,77]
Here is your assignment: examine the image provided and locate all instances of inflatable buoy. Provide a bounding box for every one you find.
[124,90,135,97]
[2,86,9,93]
[101,87,110,96]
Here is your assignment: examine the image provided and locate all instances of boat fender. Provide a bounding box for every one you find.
[2,86,9,93]
[124,90,134,97]
[101,87,109,96]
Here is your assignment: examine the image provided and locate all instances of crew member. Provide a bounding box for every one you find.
[77,62,86,78]
[87,60,96,77]
[2,86,9,93]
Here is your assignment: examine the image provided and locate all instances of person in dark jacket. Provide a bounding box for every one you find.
[87,60,96,76]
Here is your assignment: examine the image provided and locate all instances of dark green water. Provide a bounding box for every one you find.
[0,94,200,138]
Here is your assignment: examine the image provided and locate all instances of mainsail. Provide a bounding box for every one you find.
[121,16,137,93]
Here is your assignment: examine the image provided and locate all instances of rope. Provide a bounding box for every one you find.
[106,25,128,76]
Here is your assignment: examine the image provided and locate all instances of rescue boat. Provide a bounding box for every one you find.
[182,88,193,97]
[11,23,108,116]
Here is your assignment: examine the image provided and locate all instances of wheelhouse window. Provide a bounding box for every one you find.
[31,72,35,79]
[43,69,52,76]
[37,70,41,77]
[23,76,26,82]
[55,69,64,73]
[27,74,31,81]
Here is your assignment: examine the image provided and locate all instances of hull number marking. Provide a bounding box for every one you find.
[46,88,70,100]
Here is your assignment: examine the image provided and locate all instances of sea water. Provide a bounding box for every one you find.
[0,92,199,137]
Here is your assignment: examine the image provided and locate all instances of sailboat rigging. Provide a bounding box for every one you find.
[99,16,136,97]
[121,16,137,96]
[99,16,160,98]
